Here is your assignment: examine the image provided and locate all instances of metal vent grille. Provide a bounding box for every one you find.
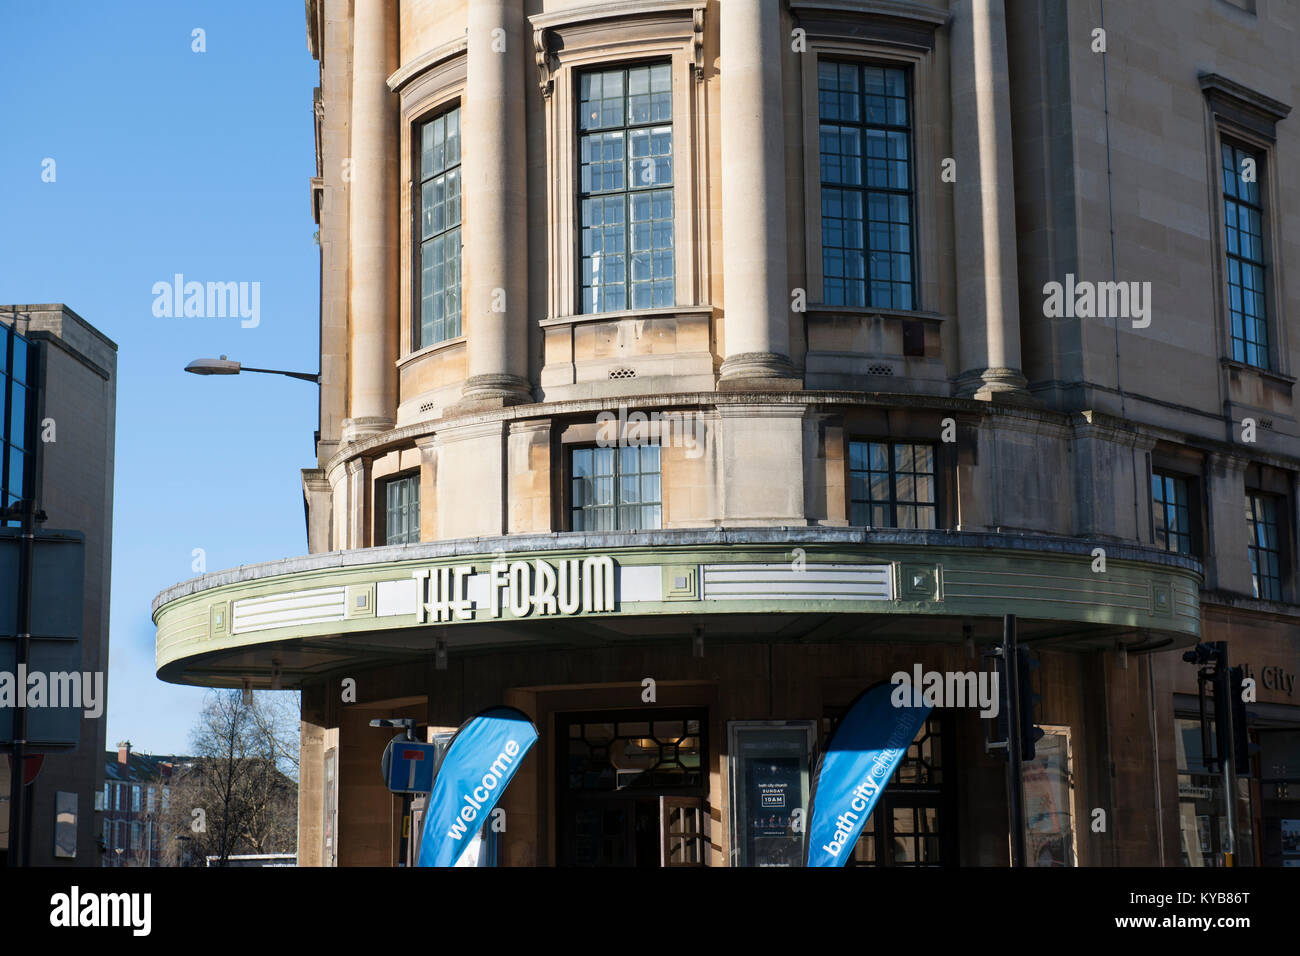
[867,365,894,376]
[419,401,436,414]
[609,367,637,380]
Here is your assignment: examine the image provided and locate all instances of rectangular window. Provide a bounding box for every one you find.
[848,441,935,528]
[115,784,122,812]
[1152,472,1193,555]
[418,106,462,347]
[1,325,33,529]
[579,64,674,314]
[1245,492,1282,600]
[1221,141,1269,369]
[103,818,110,849]
[131,785,141,813]
[146,787,156,814]
[132,821,142,851]
[571,444,661,531]
[819,61,915,309]
[384,473,421,546]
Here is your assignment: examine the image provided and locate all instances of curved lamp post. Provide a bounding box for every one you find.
[185,355,319,384]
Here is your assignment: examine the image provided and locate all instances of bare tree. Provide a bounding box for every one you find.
[161,690,299,865]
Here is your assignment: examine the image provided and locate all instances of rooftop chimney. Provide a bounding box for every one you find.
[117,740,131,765]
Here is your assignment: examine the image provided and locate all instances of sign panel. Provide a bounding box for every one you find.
[729,722,815,867]
[381,738,438,794]
[416,706,538,868]
[805,682,931,867]
[0,529,87,751]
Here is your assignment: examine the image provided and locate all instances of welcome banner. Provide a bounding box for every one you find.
[805,682,932,867]
[416,705,539,867]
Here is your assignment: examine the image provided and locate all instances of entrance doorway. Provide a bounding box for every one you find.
[555,709,708,866]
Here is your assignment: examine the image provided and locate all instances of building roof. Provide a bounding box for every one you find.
[103,750,191,785]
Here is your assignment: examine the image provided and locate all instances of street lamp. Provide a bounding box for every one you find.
[184,355,319,384]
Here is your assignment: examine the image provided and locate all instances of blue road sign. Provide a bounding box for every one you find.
[382,738,438,793]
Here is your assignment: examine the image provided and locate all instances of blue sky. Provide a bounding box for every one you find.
[0,2,320,753]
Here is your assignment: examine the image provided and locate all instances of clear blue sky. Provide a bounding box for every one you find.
[0,2,320,753]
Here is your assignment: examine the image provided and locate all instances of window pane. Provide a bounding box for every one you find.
[821,63,914,309]
[418,107,463,347]
[580,68,674,313]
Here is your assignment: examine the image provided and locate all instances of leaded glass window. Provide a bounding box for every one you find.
[418,107,462,347]
[564,714,704,791]
[571,444,662,531]
[819,61,915,309]
[1222,142,1268,368]
[579,64,674,314]
[848,440,936,529]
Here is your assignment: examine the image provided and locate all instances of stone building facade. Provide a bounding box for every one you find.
[153,0,1300,866]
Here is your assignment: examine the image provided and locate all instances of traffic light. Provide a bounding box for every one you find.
[1227,666,1253,772]
[990,645,1044,760]
[1016,646,1045,761]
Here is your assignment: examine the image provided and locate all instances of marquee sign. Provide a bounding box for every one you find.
[412,555,616,623]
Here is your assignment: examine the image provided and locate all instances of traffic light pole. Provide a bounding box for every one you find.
[1003,614,1026,868]
[1217,646,1239,866]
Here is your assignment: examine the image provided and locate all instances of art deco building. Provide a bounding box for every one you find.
[153,0,1300,867]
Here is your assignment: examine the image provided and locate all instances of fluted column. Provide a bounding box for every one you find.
[345,0,399,439]
[461,0,531,406]
[951,0,1028,398]
[718,0,797,386]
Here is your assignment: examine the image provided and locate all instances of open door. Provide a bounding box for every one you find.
[660,796,707,866]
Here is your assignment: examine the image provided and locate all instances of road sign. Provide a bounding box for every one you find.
[381,738,438,794]
[5,754,44,785]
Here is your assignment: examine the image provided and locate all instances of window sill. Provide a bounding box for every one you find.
[1219,357,1295,388]
[540,305,713,329]
[397,335,467,369]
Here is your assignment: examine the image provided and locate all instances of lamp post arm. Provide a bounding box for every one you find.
[238,367,321,384]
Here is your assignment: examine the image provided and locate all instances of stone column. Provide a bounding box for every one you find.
[461,0,531,406]
[301,468,333,554]
[345,0,399,440]
[950,0,1028,398]
[718,0,798,387]
[1205,452,1252,594]
[297,686,327,867]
